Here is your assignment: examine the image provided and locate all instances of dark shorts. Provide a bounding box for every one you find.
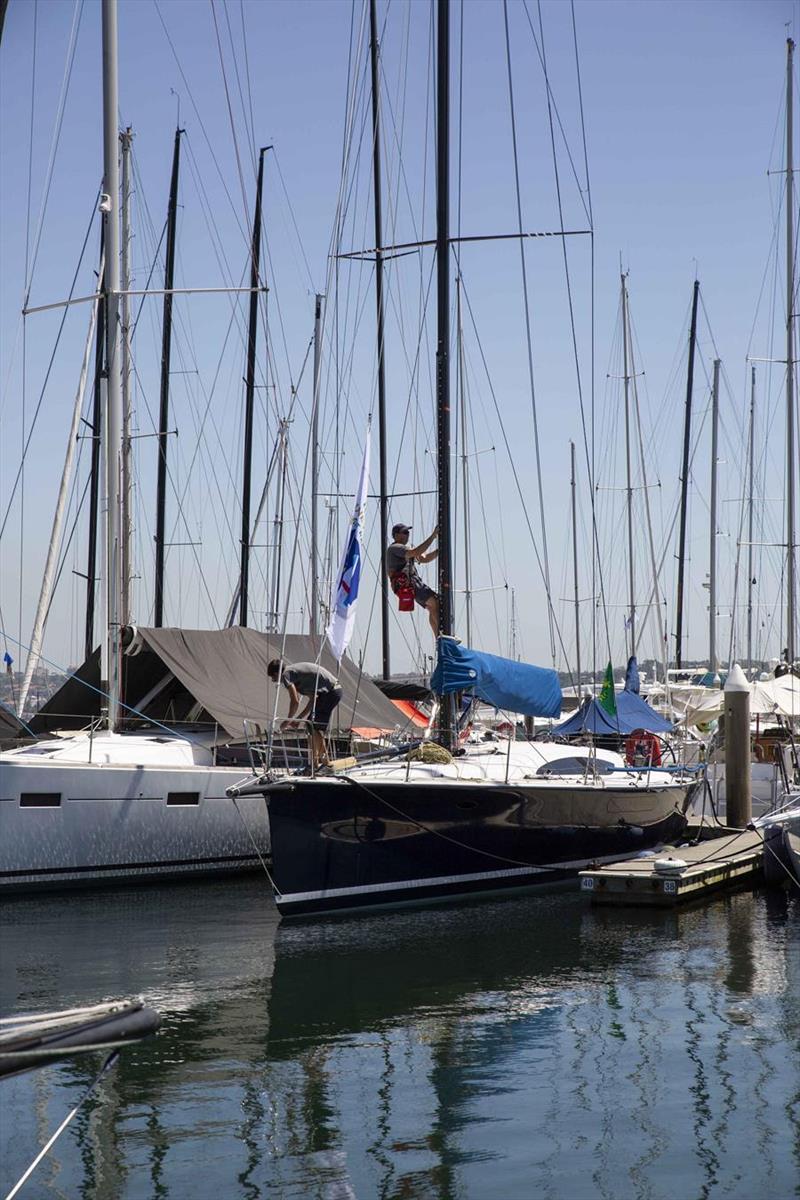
[414,583,436,608]
[309,686,343,731]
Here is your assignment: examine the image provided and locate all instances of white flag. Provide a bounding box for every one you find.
[326,427,371,661]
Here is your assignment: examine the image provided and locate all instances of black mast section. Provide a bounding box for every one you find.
[435,0,453,740]
[85,229,105,660]
[369,0,391,680]
[675,278,699,669]
[154,127,183,628]
[239,146,269,628]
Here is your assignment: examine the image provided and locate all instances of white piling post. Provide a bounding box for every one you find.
[724,663,751,827]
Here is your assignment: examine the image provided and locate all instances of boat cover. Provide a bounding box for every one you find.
[0,700,32,742]
[552,688,674,736]
[30,628,407,739]
[430,638,562,718]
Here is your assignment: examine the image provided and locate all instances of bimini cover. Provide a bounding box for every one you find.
[553,689,673,736]
[430,638,562,718]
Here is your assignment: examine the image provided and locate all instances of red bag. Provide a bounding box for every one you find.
[390,570,415,612]
[397,583,415,612]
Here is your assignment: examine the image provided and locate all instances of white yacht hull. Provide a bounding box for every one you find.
[0,737,268,892]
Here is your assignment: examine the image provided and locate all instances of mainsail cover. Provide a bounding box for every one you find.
[430,638,562,718]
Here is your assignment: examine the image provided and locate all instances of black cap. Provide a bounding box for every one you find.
[392,523,412,537]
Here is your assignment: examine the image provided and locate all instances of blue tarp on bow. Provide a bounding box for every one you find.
[430,638,562,718]
[552,656,673,736]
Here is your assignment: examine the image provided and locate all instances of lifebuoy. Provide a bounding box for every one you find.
[625,728,662,767]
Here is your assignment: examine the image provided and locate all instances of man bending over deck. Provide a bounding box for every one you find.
[267,658,343,769]
[387,523,439,636]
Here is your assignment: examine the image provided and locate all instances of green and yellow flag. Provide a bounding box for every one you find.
[599,662,617,716]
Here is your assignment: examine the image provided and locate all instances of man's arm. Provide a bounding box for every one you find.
[417,548,438,564]
[407,526,438,560]
[285,682,300,719]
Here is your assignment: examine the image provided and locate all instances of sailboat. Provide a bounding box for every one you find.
[229,0,695,918]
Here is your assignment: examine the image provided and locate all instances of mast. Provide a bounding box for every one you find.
[747,366,755,672]
[435,0,453,742]
[154,126,183,628]
[239,145,269,628]
[675,278,700,669]
[310,292,324,635]
[101,0,122,729]
[119,126,133,628]
[570,440,582,691]
[785,37,796,666]
[85,228,105,661]
[457,273,472,646]
[271,420,288,631]
[369,0,391,679]
[709,358,720,675]
[621,272,636,658]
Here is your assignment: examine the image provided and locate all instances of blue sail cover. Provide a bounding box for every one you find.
[430,639,562,718]
[552,688,673,736]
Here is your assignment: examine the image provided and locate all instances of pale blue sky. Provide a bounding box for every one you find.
[1,0,797,684]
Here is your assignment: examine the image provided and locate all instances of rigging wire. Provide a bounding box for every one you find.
[0,196,98,545]
[501,0,557,668]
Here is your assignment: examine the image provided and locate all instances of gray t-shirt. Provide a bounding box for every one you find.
[281,662,339,696]
[387,541,422,584]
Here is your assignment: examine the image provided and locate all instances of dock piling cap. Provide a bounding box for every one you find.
[724,663,750,693]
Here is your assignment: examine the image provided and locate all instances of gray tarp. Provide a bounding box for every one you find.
[31,629,407,739]
[134,627,404,739]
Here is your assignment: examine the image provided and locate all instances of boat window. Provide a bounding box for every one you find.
[166,792,200,806]
[535,757,615,776]
[20,793,61,807]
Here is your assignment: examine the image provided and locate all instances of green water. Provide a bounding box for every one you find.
[1,880,798,1199]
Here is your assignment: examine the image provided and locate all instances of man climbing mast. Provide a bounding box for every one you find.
[387,523,439,636]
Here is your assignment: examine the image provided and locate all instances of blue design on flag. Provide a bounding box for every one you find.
[326,426,370,661]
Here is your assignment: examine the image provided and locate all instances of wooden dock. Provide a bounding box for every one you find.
[579,828,764,907]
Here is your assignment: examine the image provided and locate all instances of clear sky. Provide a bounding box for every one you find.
[1,0,798,687]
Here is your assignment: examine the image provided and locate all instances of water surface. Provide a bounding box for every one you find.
[1,879,798,1199]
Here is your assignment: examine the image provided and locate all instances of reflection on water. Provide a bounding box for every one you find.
[1,880,798,1199]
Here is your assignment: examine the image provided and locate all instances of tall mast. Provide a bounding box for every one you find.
[369,0,391,679]
[747,366,755,672]
[570,439,582,690]
[456,273,472,646]
[435,0,453,741]
[621,272,636,658]
[709,358,720,674]
[239,145,269,628]
[675,278,700,669]
[154,126,182,628]
[119,126,133,629]
[101,0,122,729]
[785,37,796,666]
[85,227,105,661]
[310,292,324,635]
[271,420,288,631]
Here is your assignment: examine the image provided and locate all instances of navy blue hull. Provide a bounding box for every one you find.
[266,777,690,916]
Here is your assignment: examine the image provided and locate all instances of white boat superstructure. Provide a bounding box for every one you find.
[0,731,269,892]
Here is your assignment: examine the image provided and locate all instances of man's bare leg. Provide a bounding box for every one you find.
[311,729,328,769]
[426,596,439,637]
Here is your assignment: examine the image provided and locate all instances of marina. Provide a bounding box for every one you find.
[2,880,798,1198]
[1,0,799,1195]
